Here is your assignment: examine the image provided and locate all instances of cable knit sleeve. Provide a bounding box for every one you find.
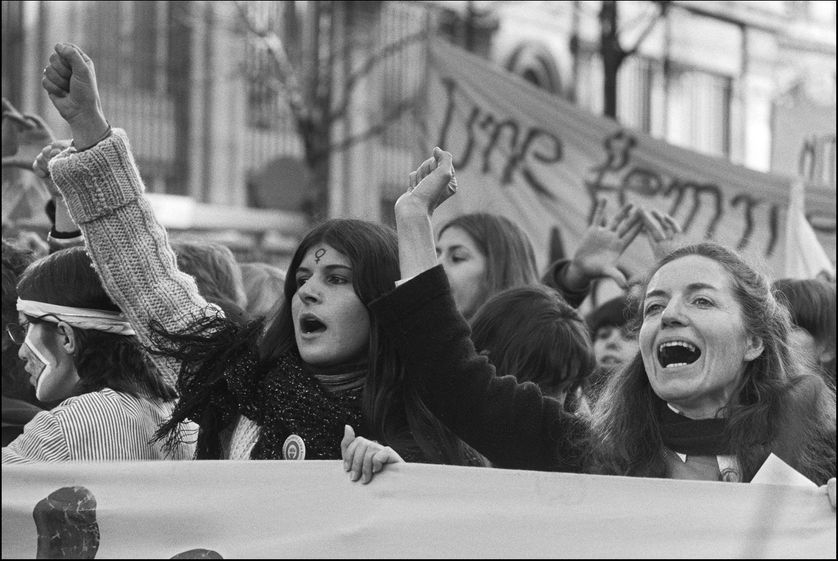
[48,129,215,389]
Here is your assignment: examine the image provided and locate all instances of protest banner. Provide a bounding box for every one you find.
[423,39,836,279]
[2,460,834,559]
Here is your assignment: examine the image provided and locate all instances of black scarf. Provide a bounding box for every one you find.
[656,396,732,456]
[230,352,367,460]
[151,314,367,460]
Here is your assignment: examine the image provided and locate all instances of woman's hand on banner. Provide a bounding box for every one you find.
[823,478,836,509]
[341,425,404,484]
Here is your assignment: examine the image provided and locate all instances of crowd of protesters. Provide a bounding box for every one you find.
[2,42,835,508]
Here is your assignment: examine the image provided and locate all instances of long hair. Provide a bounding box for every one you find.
[259,218,482,465]
[772,277,836,385]
[470,285,595,403]
[16,246,175,401]
[589,243,835,484]
[438,213,539,305]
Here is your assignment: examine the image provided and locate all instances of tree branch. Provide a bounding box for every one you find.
[319,95,418,159]
[623,1,669,58]
[233,0,310,129]
[328,29,429,122]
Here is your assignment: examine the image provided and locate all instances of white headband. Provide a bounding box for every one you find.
[17,298,136,337]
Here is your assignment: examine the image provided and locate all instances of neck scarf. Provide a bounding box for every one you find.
[231,352,367,460]
[152,315,367,460]
[656,396,731,456]
[306,359,368,392]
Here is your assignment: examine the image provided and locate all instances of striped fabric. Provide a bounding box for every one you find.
[2,388,196,464]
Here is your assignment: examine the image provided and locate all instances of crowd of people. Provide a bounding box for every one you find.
[2,43,836,509]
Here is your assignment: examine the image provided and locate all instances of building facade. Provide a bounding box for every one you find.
[3,1,835,254]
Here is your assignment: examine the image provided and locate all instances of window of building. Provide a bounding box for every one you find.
[665,65,732,158]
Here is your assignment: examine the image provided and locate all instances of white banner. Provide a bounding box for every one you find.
[2,461,835,559]
[424,39,836,279]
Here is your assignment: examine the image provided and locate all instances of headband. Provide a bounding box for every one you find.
[17,298,136,337]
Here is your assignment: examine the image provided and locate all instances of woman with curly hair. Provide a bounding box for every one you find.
[351,147,835,488]
[38,42,482,468]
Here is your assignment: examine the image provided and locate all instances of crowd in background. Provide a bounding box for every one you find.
[2,43,835,511]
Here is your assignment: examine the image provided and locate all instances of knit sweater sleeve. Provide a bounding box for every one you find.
[369,265,588,472]
[48,129,214,389]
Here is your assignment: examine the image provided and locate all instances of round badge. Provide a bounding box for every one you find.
[282,434,306,460]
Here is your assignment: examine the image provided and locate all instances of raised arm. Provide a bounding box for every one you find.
[393,146,457,280]
[372,149,589,471]
[542,199,644,306]
[41,42,214,388]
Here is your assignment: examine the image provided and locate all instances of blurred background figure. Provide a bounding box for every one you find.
[171,240,249,322]
[436,212,540,320]
[583,294,639,404]
[773,278,836,387]
[238,261,286,319]
[2,238,50,445]
[470,285,595,412]
[587,294,638,370]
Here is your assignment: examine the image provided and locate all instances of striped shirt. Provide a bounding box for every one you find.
[2,388,196,464]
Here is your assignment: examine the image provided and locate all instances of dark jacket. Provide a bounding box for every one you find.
[371,265,590,472]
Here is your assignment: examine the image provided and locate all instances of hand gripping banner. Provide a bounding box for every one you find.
[3,461,835,558]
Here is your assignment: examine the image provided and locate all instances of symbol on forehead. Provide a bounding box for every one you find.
[314,248,327,264]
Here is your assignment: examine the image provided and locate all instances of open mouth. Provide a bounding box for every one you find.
[657,341,701,369]
[299,314,327,335]
[599,355,622,366]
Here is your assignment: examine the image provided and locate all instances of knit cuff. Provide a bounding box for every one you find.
[49,128,144,224]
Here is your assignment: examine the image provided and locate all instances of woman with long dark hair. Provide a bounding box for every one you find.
[39,42,482,466]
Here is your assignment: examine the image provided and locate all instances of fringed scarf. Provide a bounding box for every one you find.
[233,353,367,460]
[151,313,367,460]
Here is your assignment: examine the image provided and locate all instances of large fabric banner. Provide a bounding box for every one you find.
[2,461,834,558]
[423,39,836,278]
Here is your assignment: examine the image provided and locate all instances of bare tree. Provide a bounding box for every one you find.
[599,0,669,119]
[232,1,429,219]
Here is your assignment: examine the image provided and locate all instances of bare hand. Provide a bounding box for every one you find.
[394,147,457,219]
[566,199,643,289]
[42,43,108,148]
[340,425,404,484]
[32,139,73,197]
[640,209,684,261]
